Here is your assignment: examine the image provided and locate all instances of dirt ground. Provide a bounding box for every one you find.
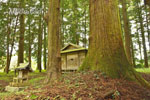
[1,71,150,100]
[0,80,9,87]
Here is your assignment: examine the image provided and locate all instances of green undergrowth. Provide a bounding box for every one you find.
[0,71,15,82]
[136,68,150,74]
[0,90,28,100]
[28,76,45,86]
[0,70,46,99]
[0,70,46,82]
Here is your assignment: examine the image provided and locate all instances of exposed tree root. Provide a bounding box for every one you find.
[131,70,150,89]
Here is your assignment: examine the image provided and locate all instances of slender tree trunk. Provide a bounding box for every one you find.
[71,0,79,45]
[137,2,149,67]
[43,24,47,70]
[28,15,31,68]
[6,25,11,74]
[43,0,47,70]
[18,0,25,66]
[9,16,19,69]
[149,8,150,53]
[131,38,136,67]
[37,0,43,72]
[136,24,142,60]
[121,0,132,65]
[5,0,11,74]
[46,0,61,83]
[84,7,87,48]
[60,0,65,48]
[80,0,150,89]
[74,0,79,45]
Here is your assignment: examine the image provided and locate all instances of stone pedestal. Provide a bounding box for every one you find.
[5,86,25,92]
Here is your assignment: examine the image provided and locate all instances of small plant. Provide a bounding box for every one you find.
[78,98,82,100]
[72,92,77,100]
[75,83,79,87]
[64,79,70,84]
[112,90,120,99]
[30,94,38,99]
[53,95,60,100]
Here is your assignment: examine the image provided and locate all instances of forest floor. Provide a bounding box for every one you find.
[0,70,150,100]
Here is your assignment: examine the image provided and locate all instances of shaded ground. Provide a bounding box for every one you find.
[1,71,150,100]
[0,80,9,87]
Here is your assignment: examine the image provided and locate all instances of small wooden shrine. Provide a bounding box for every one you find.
[10,63,32,87]
[61,43,88,71]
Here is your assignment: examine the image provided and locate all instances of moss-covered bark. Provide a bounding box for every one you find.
[80,0,150,89]
[46,0,61,83]
[121,0,132,65]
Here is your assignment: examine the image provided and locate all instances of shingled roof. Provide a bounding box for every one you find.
[61,43,87,54]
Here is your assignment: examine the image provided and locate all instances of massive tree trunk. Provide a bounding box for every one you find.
[18,0,25,65]
[46,0,61,83]
[121,0,132,65]
[80,0,150,89]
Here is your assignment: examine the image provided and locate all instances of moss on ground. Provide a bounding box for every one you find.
[0,71,15,82]
[136,68,150,74]
[0,70,46,99]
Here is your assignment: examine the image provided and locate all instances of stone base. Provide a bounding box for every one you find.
[5,86,25,92]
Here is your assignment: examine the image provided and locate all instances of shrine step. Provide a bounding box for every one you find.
[5,86,25,92]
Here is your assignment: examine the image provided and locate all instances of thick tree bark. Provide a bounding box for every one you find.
[18,0,25,66]
[121,0,132,65]
[46,0,61,83]
[80,0,150,89]
[81,0,131,78]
